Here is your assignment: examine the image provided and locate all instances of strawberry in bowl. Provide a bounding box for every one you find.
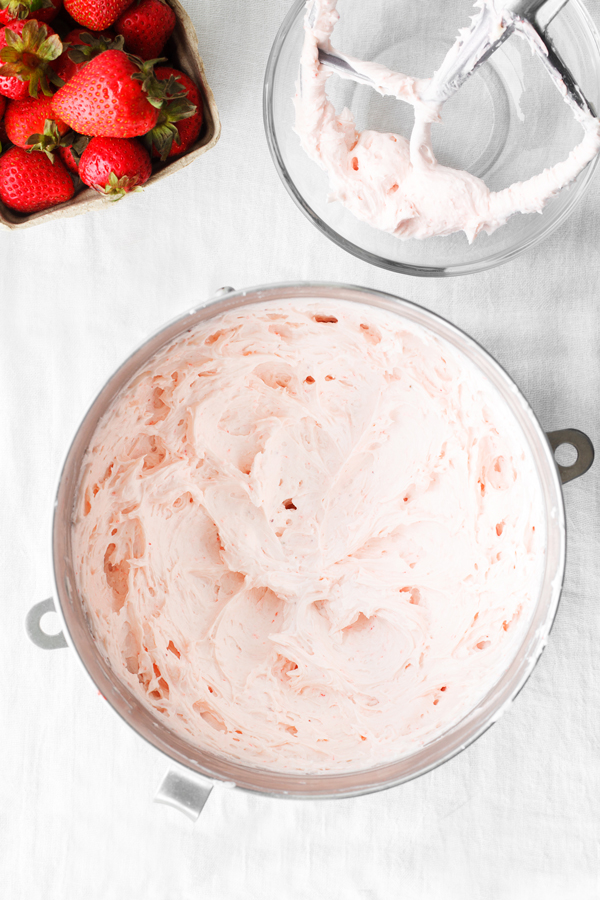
[79,135,151,198]
[63,0,133,31]
[0,144,74,210]
[144,65,202,160]
[0,19,63,99]
[0,0,63,27]
[51,50,167,137]
[115,0,175,60]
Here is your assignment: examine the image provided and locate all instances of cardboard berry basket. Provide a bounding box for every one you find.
[0,0,221,230]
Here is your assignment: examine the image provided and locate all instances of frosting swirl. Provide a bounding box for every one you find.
[72,301,544,772]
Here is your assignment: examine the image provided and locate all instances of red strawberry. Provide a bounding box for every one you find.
[0,94,5,117]
[23,0,61,23]
[58,142,77,171]
[144,65,202,160]
[51,50,166,137]
[0,20,62,99]
[63,0,134,31]
[58,131,89,171]
[115,0,175,61]
[54,27,123,84]
[58,143,77,171]
[79,135,151,198]
[5,94,68,148]
[0,0,62,27]
[0,143,74,211]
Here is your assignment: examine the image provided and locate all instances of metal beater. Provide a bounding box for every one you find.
[312,0,595,118]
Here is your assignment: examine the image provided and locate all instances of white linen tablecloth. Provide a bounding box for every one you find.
[2,1,600,897]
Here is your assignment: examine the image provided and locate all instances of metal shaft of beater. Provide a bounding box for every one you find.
[504,0,567,21]
[499,0,594,115]
[421,0,576,107]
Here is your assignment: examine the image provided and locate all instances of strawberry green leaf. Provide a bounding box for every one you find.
[38,34,62,61]
[3,28,20,47]
[94,170,143,201]
[142,92,196,161]
[128,55,184,109]
[26,118,72,161]
[68,132,90,160]
[68,32,125,65]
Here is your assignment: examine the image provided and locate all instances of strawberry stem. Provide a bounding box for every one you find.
[128,55,186,110]
[26,118,72,161]
[68,32,125,65]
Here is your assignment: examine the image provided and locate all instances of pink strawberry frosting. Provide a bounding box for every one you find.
[72,300,544,773]
[294,0,600,242]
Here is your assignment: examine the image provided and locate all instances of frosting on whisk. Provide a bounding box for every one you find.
[294,0,600,242]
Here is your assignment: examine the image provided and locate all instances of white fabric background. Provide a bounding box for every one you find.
[2,0,600,896]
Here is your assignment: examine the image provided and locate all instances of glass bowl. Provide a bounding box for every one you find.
[46,283,570,801]
[264,0,600,276]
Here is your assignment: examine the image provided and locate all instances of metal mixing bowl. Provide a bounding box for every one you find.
[26,283,593,818]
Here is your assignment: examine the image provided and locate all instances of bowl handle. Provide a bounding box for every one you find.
[547,429,594,484]
[154,766,214,821]
[25,597,68,650]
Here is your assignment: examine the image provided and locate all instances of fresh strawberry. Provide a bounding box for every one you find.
[0,93,5,117]
[51,50,168,137]
[22,0,61,23]
[63,0,134,31]
[53,27,124,84]
[79,135,150,198]
[115,0,175,61]
[57,131,88,171]
[0,0,62,27]
[0,143,74,211]
[58,143,76,170]
[0,20,62,99]
[5,94,68,148]
[144,65,201,160]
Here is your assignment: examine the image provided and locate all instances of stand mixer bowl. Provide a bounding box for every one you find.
[24,283,595,817]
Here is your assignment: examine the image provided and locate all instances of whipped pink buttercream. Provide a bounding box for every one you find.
[294,0,600,242]
[72,301,544,773]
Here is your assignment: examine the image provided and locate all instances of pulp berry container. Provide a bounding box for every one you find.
[26,283,594,820]
[0,0,221,230]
